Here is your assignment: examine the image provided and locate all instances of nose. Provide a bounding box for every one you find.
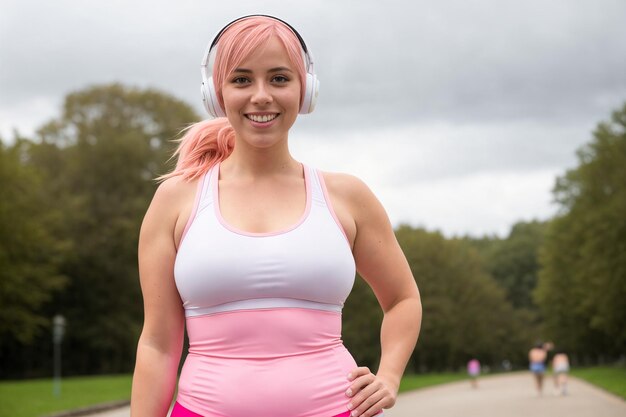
[251,81,273,106]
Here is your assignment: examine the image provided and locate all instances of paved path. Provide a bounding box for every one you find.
[386,372,626,417]
[87,372,626,417]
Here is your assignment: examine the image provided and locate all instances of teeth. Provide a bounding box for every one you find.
[248,114,278,123]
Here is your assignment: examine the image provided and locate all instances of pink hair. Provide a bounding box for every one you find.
[159,16,308,182]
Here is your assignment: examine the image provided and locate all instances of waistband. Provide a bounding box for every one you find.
[186,307,344,359]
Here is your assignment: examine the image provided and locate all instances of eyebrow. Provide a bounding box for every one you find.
[232,66,294,73]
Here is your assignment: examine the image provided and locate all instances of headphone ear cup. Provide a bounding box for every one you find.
[201,82,212,116]
[202,77,226,118]
[299,73,319,114]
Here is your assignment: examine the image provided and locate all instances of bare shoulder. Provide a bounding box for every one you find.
[142,175,200,237]
[320,171,385,221]
[320,171,376,203]
[149,176,198,215]
[153,175,198,204]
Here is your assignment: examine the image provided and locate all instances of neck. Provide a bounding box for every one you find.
[220,145,300,179]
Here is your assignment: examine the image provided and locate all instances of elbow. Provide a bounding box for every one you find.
[383,289,421,315]
[137,321,185,356]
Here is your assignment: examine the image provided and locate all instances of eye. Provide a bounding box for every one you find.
[231,76,250,85]
[271,75,290,83]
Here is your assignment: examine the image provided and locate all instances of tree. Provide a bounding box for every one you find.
[463,221,546,311]
[0,140,67,366]
[12,83,199,375]
[536,103,626,359]
[482,221,546,310]
[395,226,527,371]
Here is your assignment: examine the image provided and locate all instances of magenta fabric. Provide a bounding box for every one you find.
[172,401,203,417]
[171,401,382,417]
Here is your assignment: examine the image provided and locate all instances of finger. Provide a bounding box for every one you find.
[349,389,386,417]
[347,372,377,396]
[348,379,382,409]
[348,366,370,380]
[362,398,387,417]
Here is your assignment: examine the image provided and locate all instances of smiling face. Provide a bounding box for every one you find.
[221,36,302,149]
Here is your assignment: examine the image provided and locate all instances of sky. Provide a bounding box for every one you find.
[1,0,625,237]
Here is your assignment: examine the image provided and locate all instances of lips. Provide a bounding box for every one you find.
[245,113,279,123]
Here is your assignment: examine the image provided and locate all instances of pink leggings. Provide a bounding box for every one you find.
[171,401,377,417]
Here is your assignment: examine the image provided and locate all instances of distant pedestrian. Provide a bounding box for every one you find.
[552,350,570,396]
[528,341,548,396]
[467,358,481,388]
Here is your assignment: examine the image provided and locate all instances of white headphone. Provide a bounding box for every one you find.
[200,15,319,118]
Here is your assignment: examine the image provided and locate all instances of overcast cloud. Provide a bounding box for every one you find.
[1,0,625,236]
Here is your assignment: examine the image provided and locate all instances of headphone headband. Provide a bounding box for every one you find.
[200,14,319,117]
[209,14,310,55]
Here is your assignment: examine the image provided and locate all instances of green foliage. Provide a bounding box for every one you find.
[536,103,626,358]
[395,226,527,371]
[39,84,199,374]
[0,141,67,346]
[1,83,199,377]
[462,221,547,362]
[480,221,546,310]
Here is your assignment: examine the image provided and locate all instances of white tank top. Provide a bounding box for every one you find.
[174,162,356,317]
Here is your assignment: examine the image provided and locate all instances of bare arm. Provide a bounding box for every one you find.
[325,173,422,396]
[350,177,421,394]
[130,178,191,416]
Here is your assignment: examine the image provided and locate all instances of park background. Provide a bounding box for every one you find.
[0,0,625,414]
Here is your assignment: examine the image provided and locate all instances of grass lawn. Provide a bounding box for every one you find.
[0,374,132,417]
[570,366,626,400]
[399,372,467,392]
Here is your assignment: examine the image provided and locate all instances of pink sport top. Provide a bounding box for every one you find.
[173,162,384,417]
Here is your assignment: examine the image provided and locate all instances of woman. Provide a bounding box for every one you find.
[528,341,548,396]
[552,350,570,396]
[131,15,422,417]
[467,358,481,389]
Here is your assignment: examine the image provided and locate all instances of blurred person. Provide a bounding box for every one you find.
[467,358,481,388]
[552,350,570,396]
[529,341,548,396]
[130,14,422,417]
